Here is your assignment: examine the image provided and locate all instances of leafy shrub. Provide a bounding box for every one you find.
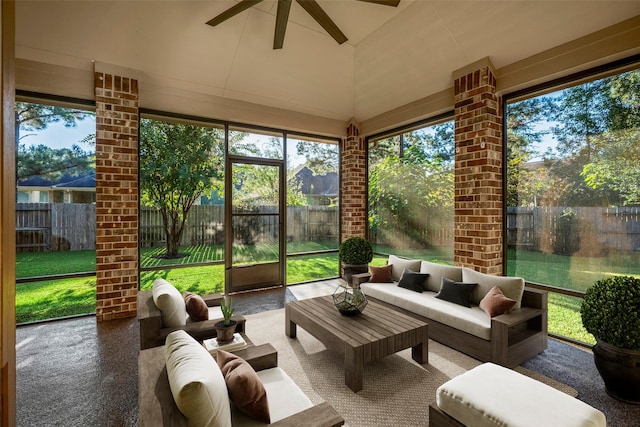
[338,237,373,265]
[581,275,640,350]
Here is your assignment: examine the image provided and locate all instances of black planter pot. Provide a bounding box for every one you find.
[214,320,237,344]
[593,340,640,404]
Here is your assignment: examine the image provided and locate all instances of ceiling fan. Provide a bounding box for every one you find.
[206,0,400,49]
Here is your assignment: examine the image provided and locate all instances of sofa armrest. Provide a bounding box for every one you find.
[159,315,247,344]
[521,287,548,310]
[269,402,344,427]
[138,290,164,350]
[202,293,224,307]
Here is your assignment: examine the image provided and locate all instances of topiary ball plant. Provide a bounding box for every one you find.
[338,236,373,265]
[581,275,640,351]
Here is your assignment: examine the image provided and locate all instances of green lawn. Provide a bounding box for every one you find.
[16,245,638,346]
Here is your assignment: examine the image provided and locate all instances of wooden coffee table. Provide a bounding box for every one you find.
[285,295,428,392]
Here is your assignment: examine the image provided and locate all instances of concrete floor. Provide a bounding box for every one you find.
[16,281,640,426]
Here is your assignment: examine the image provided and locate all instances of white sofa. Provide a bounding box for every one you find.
[360,255,548,367]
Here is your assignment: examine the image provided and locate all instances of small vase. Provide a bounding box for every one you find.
[214,320,237,344]
[333,282,368,316]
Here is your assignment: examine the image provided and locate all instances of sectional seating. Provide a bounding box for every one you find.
[138,330,345,427]
[138,278,245,349]
[429,362,606,427]
[360,255,548,367]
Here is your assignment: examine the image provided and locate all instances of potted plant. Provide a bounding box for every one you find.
[581,275,640,403]
[214,296,237,344]
[338,236,373,281]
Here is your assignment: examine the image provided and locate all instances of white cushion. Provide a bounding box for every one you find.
[462,268,525,309]
[437,363,606,427]
[361,282,491,340]
[231,367,314,427]
[164,330,232,427]
[388,255,421,282]
[420,260,463,292]
[152,278,187,327]
[187,306,223,324]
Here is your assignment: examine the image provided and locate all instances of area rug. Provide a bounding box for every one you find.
[244,308,577,427]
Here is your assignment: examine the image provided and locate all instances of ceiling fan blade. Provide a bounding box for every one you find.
[296,0,347,45]
[274,0,292,49]
[206,0,264,27]
[357,0,401,6]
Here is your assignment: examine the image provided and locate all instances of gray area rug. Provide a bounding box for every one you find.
[244,308,577,427]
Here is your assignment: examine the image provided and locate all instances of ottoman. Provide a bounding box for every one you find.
[429,363,606,427]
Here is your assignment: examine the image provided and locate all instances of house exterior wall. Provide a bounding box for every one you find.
[94,72,139,321]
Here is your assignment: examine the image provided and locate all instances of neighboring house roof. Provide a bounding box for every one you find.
[18,173,96,191]
[292,166,338,197]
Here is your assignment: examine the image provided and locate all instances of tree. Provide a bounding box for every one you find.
[15,101,94,182]
[140,119,224,258]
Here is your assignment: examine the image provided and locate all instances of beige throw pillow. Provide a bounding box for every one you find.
[164,330,232,427]
[388,255,421,282]
[152,278,187,328]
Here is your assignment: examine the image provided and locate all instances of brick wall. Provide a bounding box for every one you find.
[94,72,139,321]
[453,62,503,274]
[340,121,367,240]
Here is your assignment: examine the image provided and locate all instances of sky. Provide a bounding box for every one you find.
[20,117,96,151]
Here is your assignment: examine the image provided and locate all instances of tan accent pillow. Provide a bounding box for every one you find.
[183,292,209,322]
[217,350,271,423]
[479,286,517,317]
[388,255,422,282]
[369,264,393,283]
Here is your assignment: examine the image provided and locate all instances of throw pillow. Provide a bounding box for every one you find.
[184,292,209,322]
[435,277,477,308]
[479,285,517,317]
[369,264,393,283]
[152,278,187,327]
[388,255,422,282]
[217,350,271,423]
[397,269,428,293]
[164,330,232,427]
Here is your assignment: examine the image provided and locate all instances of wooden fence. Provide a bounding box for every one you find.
[17,203,339,251]
[507,206,640,255]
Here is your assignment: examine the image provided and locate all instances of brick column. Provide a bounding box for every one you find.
[340,119,367,240]
[453,59,503,274]
[94,72,139,321]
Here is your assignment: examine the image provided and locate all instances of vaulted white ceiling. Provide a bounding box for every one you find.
[15,1,640,124]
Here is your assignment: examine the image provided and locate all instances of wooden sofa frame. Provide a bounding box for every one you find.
[137,289,246,350]
[138,342,345,427]
[366,287,548,368]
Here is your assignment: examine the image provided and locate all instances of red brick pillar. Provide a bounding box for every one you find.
[453,60,503,274]
[340,120,367,240]
[94,72,139,321]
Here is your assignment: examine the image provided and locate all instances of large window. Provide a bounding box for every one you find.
[505,62,640,344]
[15,98,96,323]
[368,118,455,264]
[139,116,226,295]
[286,135,340,283]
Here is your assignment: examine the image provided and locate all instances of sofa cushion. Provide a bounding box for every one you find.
[397,269,427,293]
[462,268,525,309]
[436,363,606,427]
[217,350,270,423]
[388,255,421,282]
[231,367,314,427]
[152,279,187,328]
[479,286,517,317]
[184,292,209,322]
[164,330,232,427]
[420,261,463,292]
[369,264,393,283]
[361,283,491,340]
[435,277,477,308]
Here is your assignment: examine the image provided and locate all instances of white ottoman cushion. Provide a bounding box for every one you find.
[436,363,606,427]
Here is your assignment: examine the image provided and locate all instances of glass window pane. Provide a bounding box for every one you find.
[368,121,454,262]
[506,66,640,343]
[229,127,283,159]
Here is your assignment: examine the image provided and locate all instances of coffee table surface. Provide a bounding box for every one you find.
[285,295,428,392]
